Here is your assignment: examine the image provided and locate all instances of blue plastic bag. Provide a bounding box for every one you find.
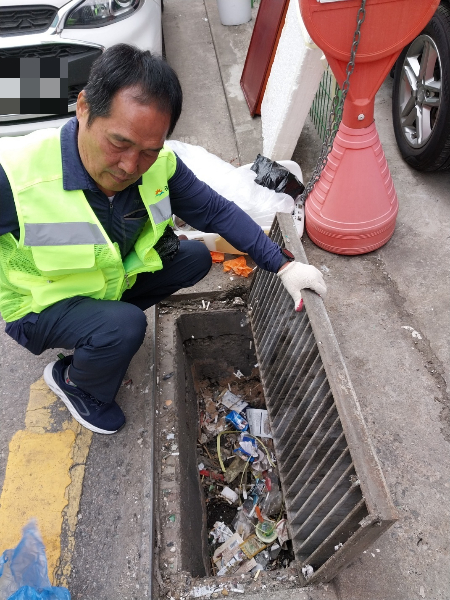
[0,521,70,600]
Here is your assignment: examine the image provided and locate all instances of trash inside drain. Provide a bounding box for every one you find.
[196,370,294,576]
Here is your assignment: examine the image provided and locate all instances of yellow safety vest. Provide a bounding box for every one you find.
[0,127,176,322]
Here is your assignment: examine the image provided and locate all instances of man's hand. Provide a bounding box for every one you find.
[277,261,327,312]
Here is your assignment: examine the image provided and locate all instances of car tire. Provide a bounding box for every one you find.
[392,2,450,171]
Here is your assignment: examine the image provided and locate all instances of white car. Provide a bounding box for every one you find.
[0,0,162,137]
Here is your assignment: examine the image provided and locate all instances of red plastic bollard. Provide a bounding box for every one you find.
[299,0,440,255]
[306,122,397,254]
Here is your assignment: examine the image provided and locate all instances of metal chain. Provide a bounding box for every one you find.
[294,0,367,220]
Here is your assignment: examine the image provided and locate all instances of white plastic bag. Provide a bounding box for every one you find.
[166,141,302,232]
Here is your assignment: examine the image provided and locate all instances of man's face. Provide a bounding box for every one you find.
[76,87,172,196]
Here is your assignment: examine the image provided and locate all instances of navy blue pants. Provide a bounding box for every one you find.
[22,241,212,403]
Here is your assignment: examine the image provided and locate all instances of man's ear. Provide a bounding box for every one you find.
[76,90,89,123]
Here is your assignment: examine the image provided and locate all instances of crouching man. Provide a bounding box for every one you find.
[0,44,326,434]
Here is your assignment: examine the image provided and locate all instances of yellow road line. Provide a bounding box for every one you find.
[0,377,92,586]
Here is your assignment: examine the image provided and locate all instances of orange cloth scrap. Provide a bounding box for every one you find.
[223,255,253,278]
[210,251,225,263]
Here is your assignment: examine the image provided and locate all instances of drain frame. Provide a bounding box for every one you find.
[248,213,398,585]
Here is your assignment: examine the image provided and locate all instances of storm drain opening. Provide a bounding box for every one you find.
[184,311,296,576]
[155,214,398,597]
[157,308,297,588]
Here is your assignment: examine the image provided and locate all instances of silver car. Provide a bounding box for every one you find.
[0,0,162,137]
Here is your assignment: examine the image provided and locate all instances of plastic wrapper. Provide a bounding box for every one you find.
[260,472,282,517]
[210,251,225,263]
[166,140,297,230]
[9,588,70,600]
[264,471,279,492]
[242,498,255,518]
[223,256,253,278]
[232,511,254,541]
[260,489,283,518]
[0,521,70,600]
[210,522,233,544]
[225,411,248,432]
[276,519,290,545]
[250,154,305,199]
[246,408,272,438]
[254,550,271,568]
[237,435,258,459]
[219,390,248,413]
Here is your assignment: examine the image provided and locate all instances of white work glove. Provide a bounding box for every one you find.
[277,261,327,312]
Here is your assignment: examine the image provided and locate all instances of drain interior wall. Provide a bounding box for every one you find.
[174,320,209,577]
[175,310,256,577]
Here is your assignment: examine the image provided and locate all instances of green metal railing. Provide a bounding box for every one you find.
[309,66,339,142]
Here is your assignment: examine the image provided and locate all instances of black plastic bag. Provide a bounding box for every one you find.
[153,226,180,262]
[250,154,305,199]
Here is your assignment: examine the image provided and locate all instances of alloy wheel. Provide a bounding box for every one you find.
[398,34,442,148]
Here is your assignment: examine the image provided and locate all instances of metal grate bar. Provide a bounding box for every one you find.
[248,274,271,328]
[253,277,286,341]
[275,364,327,456]
[309,64,339,142]
[305,498,368,567]
[279,383,332,466]
[294,483,363,555]
[286,423,344,499]
[251,248,281,309]
[290,462,355,535]
[249,214,398,582]
[283,400,339,488]
[251,272,280,336]
[249,262,271,309]
[289,448,353,524]
[258,302,295,368]
[258,294,295,369]
[264,311,309,392]
[272,348,321,429]
[269,331,318,419]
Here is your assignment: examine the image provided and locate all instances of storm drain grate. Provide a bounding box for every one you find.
[248,213,398,585]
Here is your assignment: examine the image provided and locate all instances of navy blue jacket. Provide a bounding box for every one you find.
[0,118,285,341]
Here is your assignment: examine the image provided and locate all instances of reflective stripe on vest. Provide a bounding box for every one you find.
[149,195,171,225]
[24,222,107,246]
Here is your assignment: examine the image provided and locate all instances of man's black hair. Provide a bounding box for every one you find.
[83,44,182,136]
